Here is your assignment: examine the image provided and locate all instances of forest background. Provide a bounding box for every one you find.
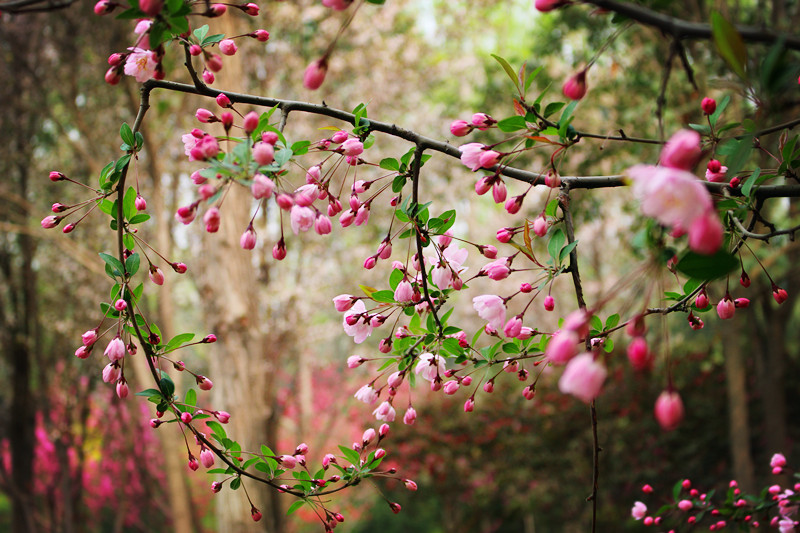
[0,0,798,531]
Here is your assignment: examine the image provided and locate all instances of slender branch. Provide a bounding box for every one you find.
[583,0,800,50]
[0,0,74,13]
[410,145,442,334]
[143,79,800,198]
[729,211,800,240]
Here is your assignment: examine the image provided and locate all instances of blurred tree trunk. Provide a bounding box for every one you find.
[722,318,755,492]
[198,15,280,532]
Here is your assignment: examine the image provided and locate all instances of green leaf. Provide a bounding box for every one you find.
[491,54,521,93]
[159,374,175,398]
[741,168,762,197]
[123,186,137,222]
[165,333,195,350]
[389,269,404,291]
[206,420,227,440]
[605,313,620,330]
[545,198,559,217]
[287,500,306,515]
[547,229,566,262]
[125,253,140,277]
[291,140,311,156]
[675,250,739,280]
[185,388,197,407]
[724,136,753,179]
[543,102,565,118]
[230,477,241,491]
[128,213,150,225]
[338,445,361,466]
[135,388,162,398]
[201,33,225,47]
[558,240,578,263]
[380,158,400,171]
[497,116,527,132]
[708,94,730,127]
[99,253,124,277]
[711,11,747,80]
[193,24,209,43]
[371,290,395,303]
[120,123,135,148]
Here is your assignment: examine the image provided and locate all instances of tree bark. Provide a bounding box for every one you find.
[722,317,755,492]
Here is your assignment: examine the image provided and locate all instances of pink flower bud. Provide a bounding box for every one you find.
[315,215,332,235]
[654,390,684,431]
[94,0,115,15]
[362,428,376,444]
[41,216,60,229]
[303,58,328,90]
[189,45,202,56]
[181,412,193,424]
[627,337,650,371]
[105,67,122,85]
[695,290,709,309]
[251,507,262,522]
[148,265,164,285]
[240,227,257,250]
[216,411,230,423]
[219,39,237,56]
[135,194,147,211]
[172,262,188,274]
[688,211,723,255]
[717,297,735,320]
[701,97,717,115]
[202,69,215,84]
[562,70,587,100]
[450,120,471,137]
[479,150,501,169]
[734,297,750,308]
[544,295,555,311]
[660,129,702,170]
[389,502,401,514]
[403,407,417,425]
[347,356,364,368]
[535,0,568,11]
[197,376,213,390]
[139,0,163,15]
[558,353,607,403]
[491,180,507,203]
[505,195,524,214]
[203,207,221,233]
[215,93,231,109]
[443,380,460,395]
[471,113,494,130]
[533,216,548,237]
[243,2,259,15]
[342,138,364,157]
[195,108,215,123]
[114,299,127,311]
[279,455,297,468]
[773,287,788,304]
[102,362,121,383]
[253,29,270,42]
[272,239,287,260]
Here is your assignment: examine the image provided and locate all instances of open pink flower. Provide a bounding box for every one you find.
[628,165,712,230]
[124,48,157,83]
[290,205,315,235]
[459,143,486,171]
[472,294,505,330]
[430,243,468,289]
[354,384,378,404]
[373,401,396,422]
[343,300,372,344]
[631,501,647,520]
[659,129,702,170]
[414,352,446,382]
[558,353,607,403]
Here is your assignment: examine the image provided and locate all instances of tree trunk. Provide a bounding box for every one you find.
[722,317,755,492]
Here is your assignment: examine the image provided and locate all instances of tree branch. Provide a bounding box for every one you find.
[584,0,800,50]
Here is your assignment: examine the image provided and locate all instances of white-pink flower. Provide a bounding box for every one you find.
[343,300,372,344]
[459,143,485,171]
[414,352,446,382]
[290,205,315,235]
[628,164,712,230]
[558,353,607,403]
[631,501,647,520]
[124,48,157,83]
[373,401,396,422]
[472,294,506,331]
[430,243,468,290]
[354,384,378,404]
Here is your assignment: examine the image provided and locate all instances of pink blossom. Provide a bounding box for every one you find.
[482,257,510,280]
[701,97,717,115]
[705,162,728,182]
[430,243,468,289]
[373,401,396,422]
[293,184,317,207]
[631,501,647,520]
[688,211,723,255]
[491,179,507,203]
[290,205,315,235]
[459,143,486,171]
[771,453,787,469]
[678,499,693,511]
[627,337,650,371]
[343,300,372,344]
[200,448,215,468]
[475,176,492,195]
[279,455,296,469]
[82,329,98,346]
[472,294,506,330]
[252,142,275,166]
[102,362,121,383]
[479,150,501,169]
[116,379,129,399]
[149,265,165,285]
[558,353,606,402]
[341,138,364,157]
[202,69,215,84]
[333,294,354,312]
[443,380,460,395]
[219,39,237,56]
[414,352,446,382]
[135,194,147,211]
[545,330,579,365]
[562,70,587,100]
[240,228,257,250]
[315,215,332,235]
[544,295,555,311]
[198,376,213,390]
[124,48,158,83]
[532,215,548,237]
[251,173,275,199]
[450,120,471,136]
[717,297,735,320]
[387,371,404,389]
[354,205,370,226]
[654,390,684,431]
[322,0,352,10]
[628,164,712,230]
[503,316,523,338]
[361,428,376,444]
[203,207,221,233]
[660,129,702,170]
[216,411,230,423]
[104,337,126,362]
[243,111,259,133]
[394,280,414,303]
[138,0,162,16]
[303,59,328,90]
[403,407,417,425]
